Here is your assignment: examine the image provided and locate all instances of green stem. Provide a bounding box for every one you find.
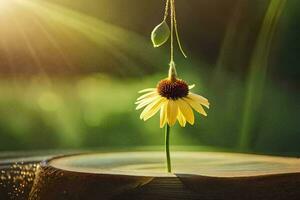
[163,0,170,21]
[165,124,172,173]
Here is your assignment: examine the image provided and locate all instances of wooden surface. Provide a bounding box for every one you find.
[29,151,300,200]
[0,151,79,200]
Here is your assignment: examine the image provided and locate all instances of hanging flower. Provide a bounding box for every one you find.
[136,0,210,173]
[135,72,209,128]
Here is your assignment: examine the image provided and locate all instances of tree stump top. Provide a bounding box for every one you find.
[29,151,300,200]
[49,151,300,177]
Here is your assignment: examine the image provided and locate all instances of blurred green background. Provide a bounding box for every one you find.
[0,0,299,156]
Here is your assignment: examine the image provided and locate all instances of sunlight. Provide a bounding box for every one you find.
[0,0,10,7]
[0,0,13,13]
[0,0,170,76]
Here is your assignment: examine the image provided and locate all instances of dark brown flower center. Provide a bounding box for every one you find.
[157,79,189,100]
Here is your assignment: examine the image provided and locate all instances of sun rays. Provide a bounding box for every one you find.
[0,0,165,76]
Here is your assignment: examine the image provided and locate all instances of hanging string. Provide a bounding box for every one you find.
[172,0,187,58]
[170,0,174,63]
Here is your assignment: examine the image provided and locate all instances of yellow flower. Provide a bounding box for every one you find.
[135,78,209,128]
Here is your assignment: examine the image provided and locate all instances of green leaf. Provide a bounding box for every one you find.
[151,21,170,48]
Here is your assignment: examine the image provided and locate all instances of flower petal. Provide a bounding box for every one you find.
[177,99,194,125]
[189,84,195,90]
[167,100,178,126]
[135,93,159,105]
[188,92,210,108]
[136,91,157,101]
[136,95,160,110]
[160,101,167,128]
[177,109,186,127]
[184,97,207,116]
[143,98,166,121]
[138,88,156,93]
[140,97,163,120]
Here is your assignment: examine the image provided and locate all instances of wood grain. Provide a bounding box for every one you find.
[29,152,300,200]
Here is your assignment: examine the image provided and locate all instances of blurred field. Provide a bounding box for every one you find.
[0,0,299,155]
[0,69,298,156]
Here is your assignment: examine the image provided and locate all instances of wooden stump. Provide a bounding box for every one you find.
[29,152,300,200]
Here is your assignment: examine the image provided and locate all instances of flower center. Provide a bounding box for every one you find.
[157,79,189,100]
